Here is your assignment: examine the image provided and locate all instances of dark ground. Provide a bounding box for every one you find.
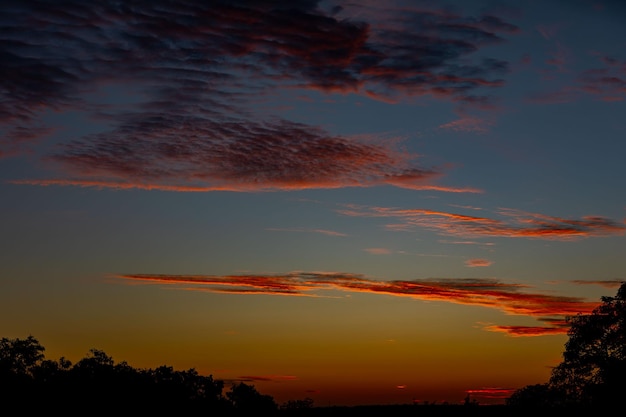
[279,404,607,417]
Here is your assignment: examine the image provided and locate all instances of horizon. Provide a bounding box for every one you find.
[1,0,625,407]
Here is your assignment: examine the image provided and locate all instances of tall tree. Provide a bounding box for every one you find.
[508,282,626,408]
[548,282,626,406]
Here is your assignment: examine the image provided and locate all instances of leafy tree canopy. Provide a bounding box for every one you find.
[508,282,626,408]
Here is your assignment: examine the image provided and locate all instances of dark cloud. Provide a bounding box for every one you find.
[1,0,517,190]
[527,53,626,104]
[570,279,625,288]
[44,115,439,191]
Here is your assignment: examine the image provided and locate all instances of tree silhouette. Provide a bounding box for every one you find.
[0,336,233,414]
[226,381,278,415]
[0,335,46,405]
[281,397,315,410]
[548,282,626,406]
[508,282,626,408]
[0,335,45,375]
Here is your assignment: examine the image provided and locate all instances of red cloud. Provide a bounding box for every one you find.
[483,325,568,337]
[465,387,516,399]
[116,273,601,336]
[338,204,626,240]
[21,118,478,193]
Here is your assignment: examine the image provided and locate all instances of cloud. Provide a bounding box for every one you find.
[483,324,568,337]
[11,113,473,192]
[2,0,517,190]
[439,240,495,246]
[570,279,625,289]
[465,387,516,400]
[364,248,393,255]
[527,53,626,104]
[41,117,447,192]
[439,117,494,133]
[116,273,601,336]
[337,204,626,240]
[266,228,347,237]
[579,58,626,101]
[465,258,493,267]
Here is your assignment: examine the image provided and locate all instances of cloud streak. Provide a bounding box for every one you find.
[266,228,347,237]
[1,0,517,192]
[116,272,600,336]
[465,258,493,267]
[337,204,626,240]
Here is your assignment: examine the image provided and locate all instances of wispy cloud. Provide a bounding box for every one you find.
[570,279,625,289]
[2,0,517,192]
[439,240,495,246]
[116,273,601,336]
[527,53,626,104]
[465,387,516,400]
[465,258,493,267]
[439,116,494,133]
[483,324,568,337]
[338,204,626,240]
[578,55,626,102]
[364,248,393,255]
[266,228,347,237]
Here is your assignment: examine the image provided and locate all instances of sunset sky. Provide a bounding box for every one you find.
[1,0,625,406]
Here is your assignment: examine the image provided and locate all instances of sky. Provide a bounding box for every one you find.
[1,0,625,407]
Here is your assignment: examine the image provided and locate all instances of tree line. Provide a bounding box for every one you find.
[0,335,312,415]
[2,282,624,414]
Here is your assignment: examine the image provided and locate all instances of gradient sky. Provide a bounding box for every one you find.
[1,0,625,407]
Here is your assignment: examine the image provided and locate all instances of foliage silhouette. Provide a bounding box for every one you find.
[281,397,315,410]
[507,281,626,409]
[0,335,241,414]
[227,381,278,415]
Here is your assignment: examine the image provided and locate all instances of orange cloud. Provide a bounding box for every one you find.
[364,248,392,255]
[465,258,493,267]
[116,273,601,336]
[337,204,626,240]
